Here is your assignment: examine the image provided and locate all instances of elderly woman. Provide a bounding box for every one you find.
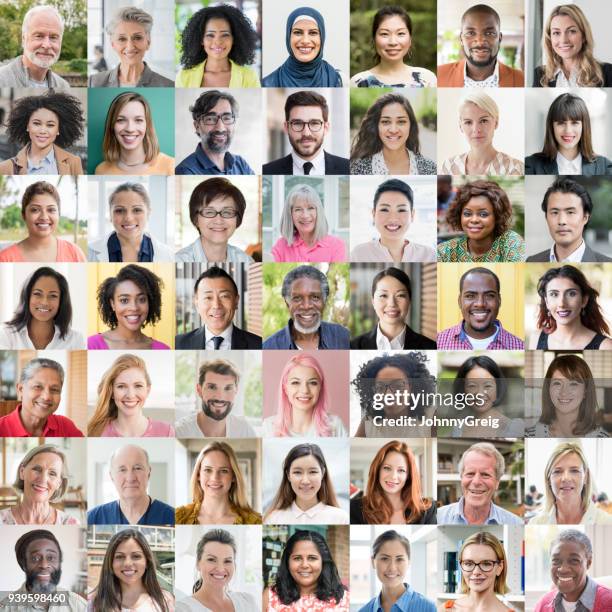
[89,7,173,87]
[0,445,78,525]
[271,184,345,262]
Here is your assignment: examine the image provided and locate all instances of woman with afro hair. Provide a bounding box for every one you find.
[0,91,84,175]
[176,5,259,88]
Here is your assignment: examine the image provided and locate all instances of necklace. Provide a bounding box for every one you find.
[118,157,147,169]
[16,504,52,524]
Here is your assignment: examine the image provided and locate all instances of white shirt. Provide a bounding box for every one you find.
[262,413,347,437]
[174,412,256,438]
[0,324,85,350]
[466,329,498,350]
[291,147,325,175]
[376,324,406,350]
[549,240,586,262]
[529,500,612,524]
[204,324,233,350]
[556,151,582,175]
[265,501,349,525]
[553,68,578,87]
[463,60,500,87]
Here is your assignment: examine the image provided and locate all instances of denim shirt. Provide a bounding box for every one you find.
[175,144,254,175]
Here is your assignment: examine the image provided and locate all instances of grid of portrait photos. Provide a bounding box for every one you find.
[0,0,611,611]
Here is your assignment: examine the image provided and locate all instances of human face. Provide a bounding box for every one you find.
[198,542,235,590]
[25,539,61,594]
[285,106,328,160]
[23,194,59,240]
[110,190,149,242]
[372,275,410,328]
[545,192,589,251]
[199,450,234,499]
[290,19,321,63]
[378,450,408,496]
[197,372,238,421]
[17,367,62,422]
[27,108,59,151]
[195,99,234,154]
[288,454,323,507]
[285,365,321,413]
[460,543,502,594]
[549,452,585,505]
[549,371,585,417]
[111,20,150,66]
[20,452,63,504]
[464,366,497,414]
[110,446,151,501]
[550,15,583,63]
[22,11,62,70]
[112,538,146,588]
[373,540,409,589]
[375,15,411,63]
[460,196,496,243]
[459,103,497,149]
[459,272,501,339]
[112,367,151,420]
[460,451,499,511]
[196,195,239,247]
[544,277,587,329]
[286,277,325,335]
[110,280,149,333]
[373,190,413,242]
[553,119,582,156]
[288,540,322,594]
[378,103,410,153]
[550,540,591,603]
[202,17,233,61]
[194,277,239,335]
[113,100,146,154]
[460,12,501,68]
[29,275,60,324]
[291,197,318,241]
[374,366,410,417]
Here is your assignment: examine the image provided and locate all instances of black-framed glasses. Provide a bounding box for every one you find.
[373,380,409,394]
[460,560,499,572]
[288,119,324,132]
[198,208,238,219]
[199,113,236,126]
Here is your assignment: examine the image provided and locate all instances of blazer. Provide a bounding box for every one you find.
[175,325,262,350]
[533,62,612,87]
[350,493,437,524]
[262,150,349,175]
[437,59,524,87]
[350,326,437,349]
[0,144,83,175]
[525,152,612,176]
[527,244,612,262]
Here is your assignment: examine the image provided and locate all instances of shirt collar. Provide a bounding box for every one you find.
[458,320,500,344]
[287,319,324,349]
[553,575,598,610]
[196,143,237,171]
[291,501,325,519]
[553,67,578,87]
[376,324,406,350]
[291,147,325,175]
[549,240,586,262]
[556,151,582,174]
[463,59,500,86]
[7,405,58,436]
[457,497,500,523]
[204,323,233,345]
[373,584,414,612]
[27,145,56,171]
[107,232,154,262]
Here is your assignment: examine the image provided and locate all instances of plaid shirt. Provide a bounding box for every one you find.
[437,320,524,350]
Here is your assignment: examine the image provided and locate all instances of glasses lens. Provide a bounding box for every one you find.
[220,209,237,218]
[290,120,305,132]
[308,120,323,131]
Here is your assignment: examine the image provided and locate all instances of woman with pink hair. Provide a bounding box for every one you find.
[262,354,347,437]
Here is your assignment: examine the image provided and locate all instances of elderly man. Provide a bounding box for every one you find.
[437,442,522,525]
[263,265,350,349]
[87,444,174,525]
[0,529,86,610]
[0,6,70,89]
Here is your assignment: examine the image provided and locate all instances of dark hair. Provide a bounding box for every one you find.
[351,92,421,159]
[541,177,592,231]
[15,529,62,573]
[372,529,411,559]
[284,90,329,122]
[446,180,512,239]
[461,4,501,27]
[452,355,507,408]
[371,267,412,301]
[459,267,500,293]
[371,6,412,64]
[21,181,60,215]
[6,267,72,340]
[542,93,595,162]
[188,178,246,232]
[193,529,236,593]
[6,92,84,149]
[97,264,164,329]
[198,358,240,387]
[180,5,257,69]
[537,265,609,336]
[194,266,239,295]
[373,178,414,210]
[273,530,346,606]
[189,90,238,122]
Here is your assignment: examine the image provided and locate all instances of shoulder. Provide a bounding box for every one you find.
[87,334,108,349]
[88,70,111,87]
[88,501,116,523]
[0,243,21,261]
[350,330,374,349]
[321,320,350,339]
[146,69,174,87]
[499,62,525,85]
[600,62,612,86]
[230,61,260,87]
[323,151,350,174]
[175,503,198,524]
[176,63,204,87]
[415,153,437,174]
[436,502,457,523]
[413,66,437,86]
[57,238,86,262]
[350,70,373,86]
[326,413,347,437]
[152,153,175,174]
[151,498,175,519]
[150,338,171,350]
[262,326,289,349]
[437,237,465,261]
[350,156,372,174]
[526,249,549,262]
[52,414,83,436]
[262,155,291,174]
[436,61,462,85]
[95,161,117,175]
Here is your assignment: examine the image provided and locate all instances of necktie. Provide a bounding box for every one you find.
[303,161,313,175]
[212,336,223,350]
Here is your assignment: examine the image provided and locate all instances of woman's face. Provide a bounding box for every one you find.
[197,196,238,247]
[111,20,150,66]
[110,280,149,332]
[550,452,586,505]
[549,370,585,417]
[553,119,582,154]
[197,541,235,590]
[550,15,583,62]
[374,15,411,63]
[112,538,147,587]
[110,190,149,242]
[464,365,497,414]
[378,450,408,496]
[29,275,61,324]
[199,450,234,500]
[290,18,321,63]
[460,196,496,243]
[27,108,60,151]
[288,540,323,593]
[378,103,410,153]
[284,365,321,414]
[373,540,409,589]
[288,454,323,506]
[24,194,59,240]
[291,197,317,240]
[374,366,410,417]
[202,17,233,62]
[20,452,63,503]
[461,543,502,594]
[112,367,151,420]
[113,100,147,153]
[373,190,413,242]
[544,277,588,328]
[372,275,410,328]
[459,103,497,150]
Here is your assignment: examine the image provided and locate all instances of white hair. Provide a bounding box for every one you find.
[280,184,328,246]
[22,5,64,38]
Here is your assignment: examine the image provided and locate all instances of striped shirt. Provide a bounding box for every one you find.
[358,584,436,612]
[437,320,524,350]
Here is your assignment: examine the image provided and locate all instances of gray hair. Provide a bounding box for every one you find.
[281,265,329,302]
[550,529,592,559]
[106,6,153,37]
[20,358,64,387]
[108,182,151,209]
[109,444,150,471]
[13,444,69,502]
[280,184,328,246]
[22,5,64,37]
[458,442,505,481]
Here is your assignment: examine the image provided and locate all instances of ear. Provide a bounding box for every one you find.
[193,120,200,137]
[196,383,203,398]
[283,121,289,136]
[16,382,23,400]
[19,465,25,481]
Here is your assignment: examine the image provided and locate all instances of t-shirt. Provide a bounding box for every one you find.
[0,239,86,262]
[101,419,175,437]
[174,413,255,438]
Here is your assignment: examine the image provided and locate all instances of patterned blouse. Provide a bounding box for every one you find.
[268,589,348,611]
[350,150,437,175]
[350,67,437,88]
[437,230,525,262]
[441,151,524,175]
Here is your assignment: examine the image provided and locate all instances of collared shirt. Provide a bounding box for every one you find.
[107,231,154,262]
[437,320,524,350]
[553,576,598,612]
[175,238,253,264]
[174,412,256,438]
[265,501,349,525]
[553,67,578,87]
[0,583,86,611]
[262,319,350,349]
[556,151,582,175]
[175,143,254,175]
[204,324,233,349]
[271,234,346,262]
[549,240,586,262]
[0,405,84,437]
[359,583,436,612]
[376,324,406,350]
[0,324,85,350]
[27,147,58,174]
[437,497,523,525]
[87,498,175,525]
[291,148,325,175]
[464,59,500,87]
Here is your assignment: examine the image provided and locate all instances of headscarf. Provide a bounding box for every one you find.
[262,7,341,87]
[15,529,63,572]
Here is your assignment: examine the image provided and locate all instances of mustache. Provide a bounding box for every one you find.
[26,568,62,593]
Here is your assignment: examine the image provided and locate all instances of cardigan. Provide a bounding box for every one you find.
[176,59,260,88]
[0,144,83,175]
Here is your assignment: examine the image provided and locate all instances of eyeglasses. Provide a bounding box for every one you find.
[198,208,238,219]
[288,119,324,132]
[199,113,236,126]
[460,560,499,572]
[373,380,409,394]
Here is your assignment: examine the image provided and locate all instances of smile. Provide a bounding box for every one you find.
[124,315,142,323]
[556,310,571,318]
[122,570,137,576]
[384,224,402,232]
[121,224,138,230]
[32,484,49,493]
[296,46,315,54]
[210,572,227,579]
[384,309,400,317]
[119,134,140,144]
[207,483,224,489]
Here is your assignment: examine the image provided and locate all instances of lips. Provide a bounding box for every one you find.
[210,572,228,580]
[384,223,402,232]
[119,133,141,147]
[383,309,400,318]
[32,484,49,494]
[470,310,490,321]
[556,309,571,318]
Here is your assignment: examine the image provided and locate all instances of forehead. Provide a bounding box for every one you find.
[26,451,63,469]
[545,277,580,291]
[292,19,319,32]
[287,365,319,380]
[26,539,60,556]
[547,192,583,210]
[114,367,148,384]
[465,365,495,380]
[112,446,148,467]
[376,540,408,556]
[202,541,235,557]
[27,194,58,208]
[202,449,231,467]
[464,196,493,210]
[382,450,408,468]
[462,12,499,29]
[117,100,146,117]
[197,276,237,295]
[380,103,409,119]
[26,11,62,34]
[552,451,583,468]
[376,365,407,381]
[291,540,320,556]
[289,454,320,470]
[551,540,588,557]
[206,99,233,114]
[462,543,497,560]
[462,273,498,293]
[32,275,60,292]
[202,371,237,385]
[114,279,145,296]
[114,20,147,35]
[463,450,496,472]
[204,17,231,32]
[377,15,409,31]
[460,102,491,119]
[115,538,144,555]
[289,105,324,120]
[26,367,61,385]
[374,275,408,293]
[29,108,59,122]
[292,195,317,208]
[289,276,322,294]
[551,15,579,29]
[203,195,235,209]
[111,190,148,208]
[375,191,410,207]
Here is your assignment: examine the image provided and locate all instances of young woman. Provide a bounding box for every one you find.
[88,354,174,437]
[0,91,84,174]
[177,5,259,87]
[176,529,257,612]
[0,181,86,262]
[0,444,77,525]
[88,529,174,611]
[350,93,436,175]
[264,443,349,524]
[530,265,612,350]
[535,4,612,87]
[0,267,84,349]
[351,6,436,87]
[88,264,170,350]
[437,180,525,262]
[527,354,608,438]
[271,184,345,262]
[95,92,174,175]
[263,354,347,437]
[439,532,511,612]
[350,440,435,524]
[525,92,612,175]
[262,7,343,87]
[441,92,524,175]
[263,530,348,611]
[175,441,261,525]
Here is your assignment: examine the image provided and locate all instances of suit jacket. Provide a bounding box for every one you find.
[0,144,83,175]
[350,326,437,349]
[525,152,612,176]
[175,325,262,349]
[533,62,612,87]
[527,244,612,262]
[262,150,349,175]
[437,59,524,87]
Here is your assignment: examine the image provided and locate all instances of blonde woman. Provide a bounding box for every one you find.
[175,441,261,525]
[441,92,524,176]
[535,4,612,87]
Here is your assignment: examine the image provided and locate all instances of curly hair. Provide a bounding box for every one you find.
[180,5,257,69]
[6,92,84,149]
[445,180,513,239]
[96,264,164,329]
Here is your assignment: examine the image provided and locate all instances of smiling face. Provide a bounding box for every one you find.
[285,105,328,160]
[374,366,410,417]
[113,100,146,154]
[194,276,239,335]
[378,103,410,153]
[550,15,583,63]
[110,445,151,501]
[29,275,60,324]
[197,371,237,421]
[110,280,149,333]
[373,540,409,589]
[20,451,63,504]
[378,450,408,497]
[199,450,234,500]
[549,371,585,418]
[27,108,59,151]
[375,15,411,63]
[284,365,321,414]
[372,275,410,328]
[553,119,582,156]
[17,367,62,423]
[460,450,499,512]
[286,277,324,335]
[459,272,501,339]
[198,541,235,590]
[464,366,497,414]
[291,196,318,241]
[550,452,585,505]
[290,18,321,63]
[110,190,149,242]
[373,190,413,242]
[112,367,150,420]
[460,543,502,594]
[546,192,589,251]
[111,20,150,66]
[460,196,496,243]
[288,454,323,507]
[25,539,61,593]
[459,103,497,150]
[112,538,147,588]
[203,17,233,61]
[544,277,587,329]
[23,193,59,240]
[22,10,62,70]
[550,540,591,602]
[196,98,235,155]
[288,540,322,594]
[197,195,238,247]
[460,12,501,68]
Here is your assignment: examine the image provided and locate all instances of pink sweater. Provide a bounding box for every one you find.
[87,333,170,350]
[101,419,175,437]
[535,584,612,611]
[0,238,86,262]
[271,234,346,262]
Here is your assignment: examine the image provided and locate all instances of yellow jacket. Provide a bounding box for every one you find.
[176,59,260,88]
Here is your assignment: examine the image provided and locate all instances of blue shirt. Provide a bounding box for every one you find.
[359,584,436,612]
[107,231,154,262]
[437,497,523,525]
[87,498,175,525]
[263,320,350,349]
[27,147,58,174]
[175,143,254,175]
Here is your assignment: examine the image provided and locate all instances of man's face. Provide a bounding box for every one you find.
[22,11,63,70]
[286,276,325,334]
[460,12,501,68]
[110,446,151,502]
[197,371,238,421]
[25,539,61,593]
[194,276,239,335]
[284,105,328,160]
[460,451,500,512]
[550,540,591,602]
[545,192,589,251]
[17,367,62,423]
[195,98,235,154]
[458,272,500,339]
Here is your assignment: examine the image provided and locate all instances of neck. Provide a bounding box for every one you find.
[27,319,55,343]
[562,579,588,604]
[556,498,584,523]
[552,409,579,436]
[379,237,407,262]
[16,498,52,523]
[379,320,406,340]
[290,406,314,434]
[295,496,318,511]
[197,412,227,437]
[119,146,146,166]
[205,57,231,72]
[19,407,47,436]
[468,144,497,165]
[561,57,578,77]
[298,231,316,247]
[200,237,228,262]
[197,582,230,600]
[117,232,143,249]
[22,234,56,250]
[554,238,583,261]
[110,325,145,342]
[119,579,145,600]
[201,495,233,519]
[549,320,588,341]
[291,326,319,346]
[463,501,492,524]
[113,413,149,436]
[381,583,406,606]
[119,495,150,521]
[467,235,495,256]
[119,61,145,84]
[22,55,48,82]
[382,147,409,163]
[559,147,579,161]
[376,58,407,73]
[28,141,54,162]
[385,491,405,512]
[466,59,496,81]
[465,589,500,608]
[202,145,226,170]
